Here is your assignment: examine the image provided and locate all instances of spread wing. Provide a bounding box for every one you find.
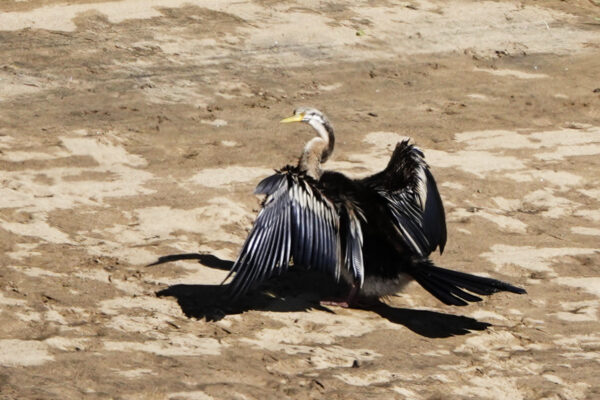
[224,167,364,299]
[361,140,446,257]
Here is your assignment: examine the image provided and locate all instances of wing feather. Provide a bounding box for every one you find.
[313,200,325,270]
[344,207,364,286]
[225,168,363,299]
[422,169,447,253]
[361,140,446,256]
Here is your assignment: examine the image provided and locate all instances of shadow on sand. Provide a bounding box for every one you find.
[150,253,491,338]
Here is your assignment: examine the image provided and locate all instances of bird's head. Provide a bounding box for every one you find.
[280,107,329,127]
[280,107,336,174]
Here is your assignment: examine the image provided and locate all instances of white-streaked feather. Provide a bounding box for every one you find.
[416,166,428,211]
[226,169,364,298]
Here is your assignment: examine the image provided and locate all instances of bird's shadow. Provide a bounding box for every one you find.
[151,253,491,338]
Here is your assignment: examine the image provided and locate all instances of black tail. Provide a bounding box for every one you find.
[409,258,526,306]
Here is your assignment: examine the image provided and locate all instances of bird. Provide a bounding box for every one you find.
[223,107,525,307]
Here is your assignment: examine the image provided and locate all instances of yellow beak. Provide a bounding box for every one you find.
[280,113,304,123]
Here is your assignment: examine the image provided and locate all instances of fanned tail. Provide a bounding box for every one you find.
[409,258,526,306]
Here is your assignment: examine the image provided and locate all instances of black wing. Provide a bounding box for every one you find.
[361,140,446,257]
[224,167,364,299]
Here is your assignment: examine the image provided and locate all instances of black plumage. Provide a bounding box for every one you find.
[224,107,525,306]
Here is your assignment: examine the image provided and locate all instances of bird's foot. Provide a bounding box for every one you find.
[319,296,378,309]
[320,298,353,308]
[319,284,375,308]
[320,284,359,308]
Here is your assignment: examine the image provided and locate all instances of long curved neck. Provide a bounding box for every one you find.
[298,119,335,180]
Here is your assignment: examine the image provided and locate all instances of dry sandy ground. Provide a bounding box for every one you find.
[1,0,600,399]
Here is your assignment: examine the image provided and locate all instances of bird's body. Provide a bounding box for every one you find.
[225,108,525,306]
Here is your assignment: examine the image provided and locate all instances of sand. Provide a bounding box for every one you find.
[1,0,599,398]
